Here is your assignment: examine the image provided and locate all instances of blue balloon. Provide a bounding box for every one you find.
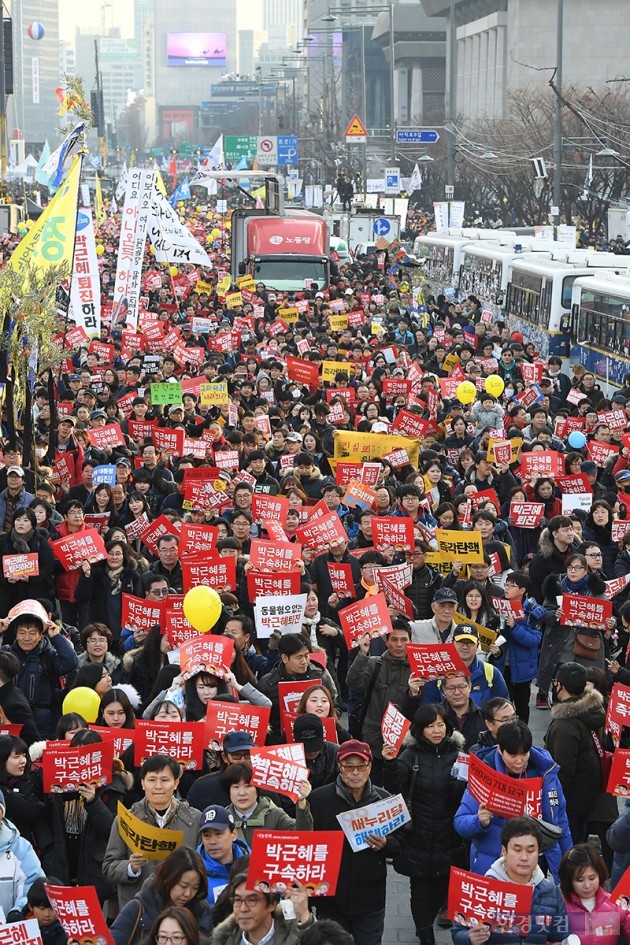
[567,431,587,449]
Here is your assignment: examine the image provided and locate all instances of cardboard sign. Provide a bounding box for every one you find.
[295,511,347,552]
[125,513,151,542]
[435,529,484,563]
[42,740,115,793]
[343,479,377,510]
[606,749,630,796]
[88,423,125,449]
[447,866,533,930]
[277,679,317,741]
[140,515,180,555]
[44,884,115,945]
[381,702,411,753]
[121,594,164,633]
[560,593,612,630]
[0,919,42,945]
[254,593,307,639]
[468,753,542,819]
[339,593,393,646]
[488,440,513,466]
[509,502,545,528]
[490,598,525,622]
[287,355,320,389]
[588,441,620,466]
[247,569,301,598]
[51,528,107,571]
[556,473,592,495]
[612,521,630,543]
[610,867,630,910]
[151,382,183,405]
[181,554,236,592]
[88,726,135,756]
[250,744,309,801]
[334,430,420,469]
[606,573,630,599]
[247,829,344,895]
[117,801,184,859]
[252,493,289,525]
[372,516,415,552]
[2,553,39,578]
[520,450,564,479]
[606,683,630,745]
[153,427,185,456]
[134,720,204,769]
[179,523,218,556]
[205,702,271,749]
[328,561,356,596]
[179,635,234,679]
[337,793,410,853]
[406,643,471,681]
[200,382,229,406]
[249,539,302,570]
[391,410,432,439]
[214,449,240,471]
[383,377,412,396]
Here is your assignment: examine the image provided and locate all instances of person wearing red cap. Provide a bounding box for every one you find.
[295,739,404,945]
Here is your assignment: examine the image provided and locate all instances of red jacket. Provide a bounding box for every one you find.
[54,520,87,602]
[54,435,85,487]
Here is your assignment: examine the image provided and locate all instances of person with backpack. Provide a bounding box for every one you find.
[419,624,509,707]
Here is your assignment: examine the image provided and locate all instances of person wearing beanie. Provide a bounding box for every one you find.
[0,785,45,920]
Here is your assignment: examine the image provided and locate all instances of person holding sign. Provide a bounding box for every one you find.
[451,819,567,945]
[559,843,630,945]
[382,704,467,945]
[454,720,571,881]
[0,508,56,613]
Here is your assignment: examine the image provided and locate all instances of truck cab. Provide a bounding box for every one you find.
[231,210,330,293]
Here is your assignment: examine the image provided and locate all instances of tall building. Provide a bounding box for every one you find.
[75,30,143,127]
[134,0,154,43]
[10,0,61,145]
[263,0,303,42]
[59,39,75,78]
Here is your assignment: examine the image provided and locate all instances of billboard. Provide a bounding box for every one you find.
[167,32,226,67]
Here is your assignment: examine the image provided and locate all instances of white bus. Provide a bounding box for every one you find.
[571,272,630,390]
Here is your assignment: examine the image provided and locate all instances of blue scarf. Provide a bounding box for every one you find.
[561,573,591,596]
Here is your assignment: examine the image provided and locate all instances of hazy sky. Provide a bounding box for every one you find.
[58,0,261,43]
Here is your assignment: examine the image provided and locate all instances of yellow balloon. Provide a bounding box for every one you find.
[169,266,179,276]
[485,376,505,397]
[456,381,477,405]
[95,244,104,256]
[211,228,220,239]
[62,687,101,723]
[183,586,222,633]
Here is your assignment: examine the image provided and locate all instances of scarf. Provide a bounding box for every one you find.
[10,527,32,553]
[303,612,321,648]
[107,565,124,596]
[561,573,591,596]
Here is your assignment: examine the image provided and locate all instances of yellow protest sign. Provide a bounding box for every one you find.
[117,801,184,861]
[443,353,461,373]
[237,274,256,291]
[425,553,454,577]
[329,314,349,331]
[453,612,498,652]
[195,279,214,295]
[435,529,484,563]
[371,322,385,335]
[334,430,420,469]
[486,437,523,464]
[225,291,243,310]
[322,360,342,383]
[217,276,231,294]
[200,382,229,406]
[278,306,299,323]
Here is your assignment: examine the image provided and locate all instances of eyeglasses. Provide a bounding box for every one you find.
[148,588,169,597]
[156,935,186,944]
[231,895,264,909]
[339,761,370,772]
[567,564,586,572]
[586,553,602,558]
[227,751,251,761]
[493,714,517,724]
[444,684,469,693]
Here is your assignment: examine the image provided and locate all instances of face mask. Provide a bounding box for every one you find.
[36,448,47,458]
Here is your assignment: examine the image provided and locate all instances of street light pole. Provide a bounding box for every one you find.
[0,4,6,188]
[389,1,395,161]
[446,0,456,191]
[553,0,564,224]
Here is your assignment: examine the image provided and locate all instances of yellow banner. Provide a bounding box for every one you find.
[334,430,420,468]
[195,279,214,295]
[453,612,498,652]
[10,155,82,279]
[217,276,231,294]
[153,163,167,197]
[329,314,349,331]
[117,801,184,861]
[200,382,229,406]
[278,306,299,323]
[435,529,484,563]
[94,172,106,226]
[225,291,243,310]
[237,274,256,291]
[425,552,454,577]
[322,360,342,383]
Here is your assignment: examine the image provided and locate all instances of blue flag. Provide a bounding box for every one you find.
[169,177,191,205]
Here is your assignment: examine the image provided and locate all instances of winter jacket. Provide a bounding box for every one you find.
[21,912,66,945]
[421,656,509,707]
[501,598,544,684]
[77,650,126,686]
[103,797,202,906]
[544,688,607,819]
[451,857,566,945]
[404,564,443,619]
[382,731,467,876]
[563,886,630,945]
[227,796,303,848]
[110,874,214,945]
[0,765,53,872]
[75,561,141,641]
[0,529,56,612]
[582,524,619,577]
[454,744,572,881]
[0,818,45,916]
[9,634,78,721]
[538,571,608,691]
[0,488,35,533]
[197,837,249,905]
[470,401,505,434]
[529,528,581,604]
[257,661,336,742]
[295,776,404,917]
[211,906,315,945]
[54,521,90,604]
[345,650,411,759]
[607,798,630,886]
[305,741,339,789]
[0,682,40,745]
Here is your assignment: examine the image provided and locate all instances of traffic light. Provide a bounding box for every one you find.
[90,90,105,135]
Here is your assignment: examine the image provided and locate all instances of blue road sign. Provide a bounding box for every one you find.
[395,129,440,144]
[278,135,298,165]
[374,218,391,237]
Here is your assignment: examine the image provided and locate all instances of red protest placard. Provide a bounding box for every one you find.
[588,441,620,466]
[606,749,630,795]
[249,539,302,570]
[278,679,318,741]
[140,515,180,556]
[179,523,218,556]
[382,377,412,396]
[612,522,630,543]
[521,362,544,385]
[338,593,392,647]
[45,884,115,945]
[247,829,344,895]
[375,562,413,590]
[296,512,347,552]
[391,410,431,439]
[125,514,150,542]
[181,554,236,592]
[343,480,377,510]
[556,473,592,495]
[2,553,39,578]
[606,683,630,744]
[121,594,164,633]
[287,355,320,389]
[606,574,630,599]
[468,753,542,818]
[247,569,301,598]
[179,634,234,679]
[205,702,271,749]
[327,561,356,596]
[183,479,226,513]
[489,440,512,465]
[560,594,612,630]
[406,643,470,680]
[134,720,204,770]
[88,423,125,449]
[377,575,414,619]
[263,520,289,542]
[165,604,198,649]
[447,866,533,930]
[252,493,289,525]
[520,451,564,479]
[250,744,309,801]
[382,448,411,469]
[51,528,107,571]
[598,409,627,431]
[381,702,411,753]
[491,597,525,621]
[509,502,545,528]
[153,427,185,456]
[127,419,158,441]
[469,488,501,514]
[372,516,415,552]
[88,725,135,756]
[335,461,364,486]
[42,740,115,793]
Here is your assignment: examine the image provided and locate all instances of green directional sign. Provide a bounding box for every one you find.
[224,136,257,164]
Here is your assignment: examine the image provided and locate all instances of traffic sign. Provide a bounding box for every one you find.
[373,218,391,237]
[344,114,368,142]
[395,129,440,144]
[385,167,400,194]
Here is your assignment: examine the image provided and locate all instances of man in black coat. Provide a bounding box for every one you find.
[293,713,338,789]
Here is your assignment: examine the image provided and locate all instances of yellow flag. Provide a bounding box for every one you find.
[153,162,166,197]
[94,172,106,226]
[130,150,136,167]
[9,155,81,279]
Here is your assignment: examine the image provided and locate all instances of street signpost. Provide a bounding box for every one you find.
[385,167,400,195]
[373,218,392,238]
[345,114,368,144]
[395,129,440,144]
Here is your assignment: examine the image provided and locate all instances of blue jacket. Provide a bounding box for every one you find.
[451,858,567,945]
[9,634,78,710]
[197,838,250,905]
[500,598,544,684]
[453,745,572,882]
[422,656,509,707]
[0,818,45,916]
[0,487,34,532]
